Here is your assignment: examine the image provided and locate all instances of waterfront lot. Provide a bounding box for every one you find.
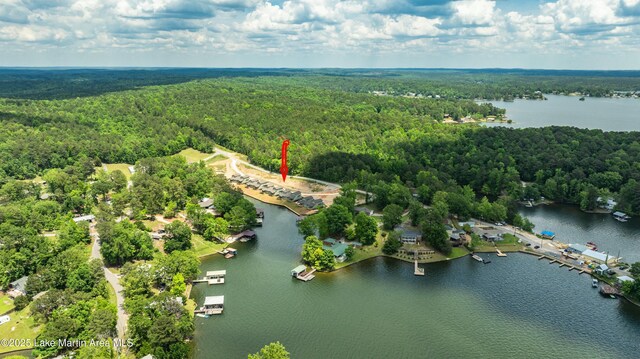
[0,307,40,354]
[0,294,14,314]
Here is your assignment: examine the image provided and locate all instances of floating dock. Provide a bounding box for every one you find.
[496,249,507,257]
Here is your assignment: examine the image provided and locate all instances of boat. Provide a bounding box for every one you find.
[579,97,585,101]
[592,279,598,288]
[471,254,484,263]
[196,314,210,318]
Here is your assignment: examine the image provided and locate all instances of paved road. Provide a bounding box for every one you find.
[90,230,128,340]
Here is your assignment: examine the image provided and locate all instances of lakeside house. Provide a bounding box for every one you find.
[198,198,214,209]
[597,197,617,211]
[322,238,349,262]
[396,227,421,244]
[481,229,502,241]
[8,276,27,298]
[73,214,95,223]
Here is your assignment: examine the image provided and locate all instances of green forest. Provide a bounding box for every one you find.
[1,71,640,215]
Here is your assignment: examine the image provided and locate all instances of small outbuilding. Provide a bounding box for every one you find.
[617,275,636,284]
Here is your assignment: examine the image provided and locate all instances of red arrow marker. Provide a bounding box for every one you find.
[280,139,290,181]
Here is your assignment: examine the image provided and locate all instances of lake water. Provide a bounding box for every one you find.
[484,95,640,131]
[191,199,640,359]
[519,204,640,263]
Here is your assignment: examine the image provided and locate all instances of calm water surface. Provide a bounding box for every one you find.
[191,199,640,359]
[484,95,640,131]
[520,204,640,263]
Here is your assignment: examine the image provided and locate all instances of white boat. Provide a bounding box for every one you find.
[471,254,484,263]
[592,279,599,288]
[196,314,210,318]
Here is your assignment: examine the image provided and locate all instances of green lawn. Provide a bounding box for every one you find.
[447,246,470,259]
[0,294,14,315]
[192,234,227,258]
[106,280,117,308]
[334,231,386,269]
[0,307,41,354]
[174,148,213,163]
[205,154,227,163]
[96,163,135,180]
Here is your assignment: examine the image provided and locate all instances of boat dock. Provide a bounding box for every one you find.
[291,265,316,282]
[414,259,425,276]
[496,249,507,257]
[523,251,592,275]
[599,284,621,297]
[195,295,224,315]
[194,270,227,285]
[227,230,257,243]
[218,247,238,258]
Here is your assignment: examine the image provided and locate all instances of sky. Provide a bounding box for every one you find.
[1,0,640,69]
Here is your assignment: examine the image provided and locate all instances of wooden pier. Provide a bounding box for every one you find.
[194,270,227,285]
[496,249,507,257]
[414,259,425,276]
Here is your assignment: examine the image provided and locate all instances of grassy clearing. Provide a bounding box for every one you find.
[174,148,212,163]
[192,234,227,258]
[0,307,41,354]
[96,163,134,180]
[0,294,14,315]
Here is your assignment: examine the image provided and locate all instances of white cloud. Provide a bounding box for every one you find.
[450,0,496,26]
[0,0,639,67]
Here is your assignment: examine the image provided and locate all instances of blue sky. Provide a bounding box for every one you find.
[1,0,639,69]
